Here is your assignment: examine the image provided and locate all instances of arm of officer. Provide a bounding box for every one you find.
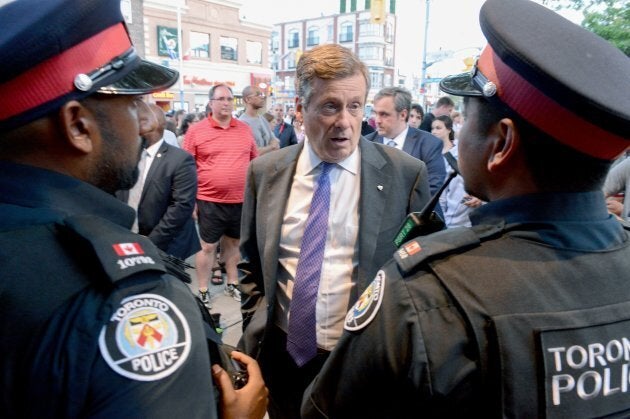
[148,153,197,248]
[212,351,269,419]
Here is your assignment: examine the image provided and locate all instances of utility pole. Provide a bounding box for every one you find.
[420,0,430,110]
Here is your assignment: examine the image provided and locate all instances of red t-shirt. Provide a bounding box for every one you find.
[183,116,258,203]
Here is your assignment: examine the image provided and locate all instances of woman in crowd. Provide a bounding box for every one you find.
[432,115,483,227]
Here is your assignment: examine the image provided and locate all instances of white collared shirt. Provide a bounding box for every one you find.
[141,139,163,184]
[384,126,409,150]
[275,139,361,351]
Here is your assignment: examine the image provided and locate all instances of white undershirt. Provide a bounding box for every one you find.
[275,139,360,351]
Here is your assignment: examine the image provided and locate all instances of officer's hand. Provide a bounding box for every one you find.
[270,137,280,150]
[212,351,268,419]
[463,195,483,208]
[606,197,624,217]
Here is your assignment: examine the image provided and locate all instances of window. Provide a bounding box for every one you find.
[339,22,353,43]
[370,71,383,89]
[220,36,237,61]
[307,27,320,46]
[385,22,394,43]
[288,30,299,48]
[385,46,394,66]
[246,41,262,64]
[358,45,382,60]
[327,24,334,41]
[360,22,382,37]
[190,32,209,58]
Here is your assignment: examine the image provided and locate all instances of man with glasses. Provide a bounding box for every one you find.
[183,84,258,306]
[239,85,280,156]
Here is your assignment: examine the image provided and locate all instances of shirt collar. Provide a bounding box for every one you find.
[385,126,408,148]
[299,138,360,176]
[208,115,236,129]
[145,139,163,158]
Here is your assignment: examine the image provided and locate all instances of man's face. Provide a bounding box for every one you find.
[302,73,366,163]
[408,109,422,129]
[246,88,266,110]
[288,107,295,117]
[272,105,284,122]
[434,104,454,117]
[209,86,234,119]
[374,96,407,139]
[88,96,155,194]
[457,98,490,201]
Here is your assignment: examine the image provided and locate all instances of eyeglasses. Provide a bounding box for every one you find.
[248,92,266,98]
[211,97,234,103]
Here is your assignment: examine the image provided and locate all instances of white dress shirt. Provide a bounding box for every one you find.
[128,139,163,232]
[275,139,361,351]
[383,126,409,150]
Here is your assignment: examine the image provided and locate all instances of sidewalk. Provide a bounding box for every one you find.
[184,258,243,347]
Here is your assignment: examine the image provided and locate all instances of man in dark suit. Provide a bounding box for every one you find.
[271,103,298,148]
[365,86,446,196]
[238,44,431,419]
[118,104,200,260]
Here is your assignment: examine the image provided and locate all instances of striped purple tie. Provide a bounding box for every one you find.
[287,162,333,367]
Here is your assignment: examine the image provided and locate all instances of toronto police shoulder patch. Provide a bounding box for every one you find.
[344,270,386,331]
[99,293,191,381]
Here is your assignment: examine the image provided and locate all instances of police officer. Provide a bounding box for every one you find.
[0,1,267,418]
[301,0,630,417]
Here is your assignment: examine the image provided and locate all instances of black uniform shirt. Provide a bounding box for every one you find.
[0,161,217,418]
[302,192,630,418]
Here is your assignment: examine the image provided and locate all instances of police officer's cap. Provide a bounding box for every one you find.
[440,0,629,160]
[0,0,179,131]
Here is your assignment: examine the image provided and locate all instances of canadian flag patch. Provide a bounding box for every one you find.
[112,243,145,256]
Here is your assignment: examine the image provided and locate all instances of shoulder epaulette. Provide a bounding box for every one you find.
[61,214,167,283]
[394,223,504,275]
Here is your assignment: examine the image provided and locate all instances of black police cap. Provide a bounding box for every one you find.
[440,0,630,160]
[0,0,179,130]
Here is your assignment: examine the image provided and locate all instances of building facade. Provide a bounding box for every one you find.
[138,0,273,113]
[271,0,396,108]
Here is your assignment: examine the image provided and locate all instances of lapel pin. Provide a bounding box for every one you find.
[377,185,383,191]
[157,153,162,158]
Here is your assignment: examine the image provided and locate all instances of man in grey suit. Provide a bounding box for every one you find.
[238,44,431,419]
[365,86,446,197]
[118,104,200,260]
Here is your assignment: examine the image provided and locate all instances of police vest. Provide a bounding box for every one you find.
[395,222,630,418]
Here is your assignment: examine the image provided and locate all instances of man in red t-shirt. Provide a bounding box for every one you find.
[184,84,258,306]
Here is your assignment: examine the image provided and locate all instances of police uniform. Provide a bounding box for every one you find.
[0,1,218,417]
[301,0,630,417]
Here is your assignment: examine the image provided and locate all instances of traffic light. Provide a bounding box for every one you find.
[370,0,385,24]
[462,56,475,72]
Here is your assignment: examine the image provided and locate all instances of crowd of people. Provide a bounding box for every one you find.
[2,0,629,418]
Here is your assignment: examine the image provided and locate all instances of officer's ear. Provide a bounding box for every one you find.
[58,100,96,154]
[487,118,521,173]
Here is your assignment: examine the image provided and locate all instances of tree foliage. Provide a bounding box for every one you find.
[543,0,630,55]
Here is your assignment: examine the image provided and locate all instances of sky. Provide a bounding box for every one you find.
[239,0,486,79]
[238,0,583,80]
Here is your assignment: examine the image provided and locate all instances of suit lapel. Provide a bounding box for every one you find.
[140,142,168,202]
[262,143,303,292]
[402,130,418,155]
[357,138,390,292]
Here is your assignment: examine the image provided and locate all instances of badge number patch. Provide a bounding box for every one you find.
[345,270,386,331]
[99,293,191,381]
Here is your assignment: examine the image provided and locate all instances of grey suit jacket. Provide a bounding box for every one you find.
[238,137,430,357]
[366,127,446,196]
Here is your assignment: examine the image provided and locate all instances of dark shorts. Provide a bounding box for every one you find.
[197,200,242,243]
